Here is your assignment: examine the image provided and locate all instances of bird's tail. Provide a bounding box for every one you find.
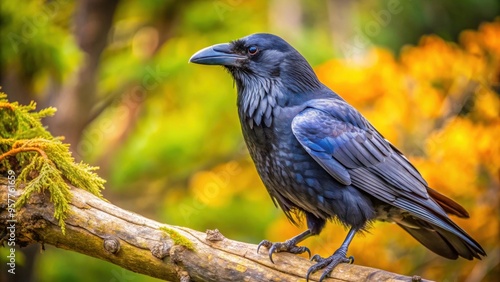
[396,215,486,260]
[427,187,470,218]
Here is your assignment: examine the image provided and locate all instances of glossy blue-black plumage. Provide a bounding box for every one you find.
[189,33,486,272]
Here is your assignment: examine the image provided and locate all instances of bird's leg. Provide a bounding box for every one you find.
[257,229,312,263]
[306,227,357,282]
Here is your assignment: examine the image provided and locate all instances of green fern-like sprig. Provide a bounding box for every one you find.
[0,92,106,234]
[16,156,71,233]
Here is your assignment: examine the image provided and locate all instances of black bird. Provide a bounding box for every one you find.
[189,33,486,281]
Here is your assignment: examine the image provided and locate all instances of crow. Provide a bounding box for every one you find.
[189,33,486,281]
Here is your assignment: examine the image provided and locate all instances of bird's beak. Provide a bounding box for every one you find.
[189,43,244,66]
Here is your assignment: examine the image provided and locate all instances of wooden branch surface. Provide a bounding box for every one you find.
[0,181,431,282]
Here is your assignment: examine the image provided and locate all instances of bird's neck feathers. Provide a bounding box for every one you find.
[232,55,322,129]
[280,55,322,93]
[235,73,282,129]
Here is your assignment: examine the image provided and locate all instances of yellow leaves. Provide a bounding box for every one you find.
[188,159,269,208]
[423,119,481,196]
[413,84,443,119]
[427,119,476,160]
[189,161,242,207]
[316,48,403,109]
[479,20,500,54]
[462,19,500,59]
[473,86,500,122]
[421,114,499,199]
[264,216,304,244]
[403,35,487,86]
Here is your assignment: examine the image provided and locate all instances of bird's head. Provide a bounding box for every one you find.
[189,33,321,94]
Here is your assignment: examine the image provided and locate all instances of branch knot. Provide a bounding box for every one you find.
[103,237,120,254]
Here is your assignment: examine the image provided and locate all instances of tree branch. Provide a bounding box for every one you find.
[0,180,430,282]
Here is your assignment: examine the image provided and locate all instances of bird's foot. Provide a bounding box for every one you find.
[257,239,311,263]
[306,248,354,282]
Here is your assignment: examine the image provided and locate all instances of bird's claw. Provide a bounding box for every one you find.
[306,250,354,282]
[257,240,273,253]
[257,239,311,263]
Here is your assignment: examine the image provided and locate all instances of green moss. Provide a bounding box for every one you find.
[0,92,106,234]
[159,226,194,251]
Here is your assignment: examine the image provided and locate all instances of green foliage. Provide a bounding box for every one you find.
[0,0,80,81]
[0,92,105,233]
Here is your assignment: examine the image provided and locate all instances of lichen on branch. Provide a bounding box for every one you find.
[0,92,106,233]
[159,226,195,251]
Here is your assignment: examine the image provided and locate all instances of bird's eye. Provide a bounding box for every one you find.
[247,46,258,55]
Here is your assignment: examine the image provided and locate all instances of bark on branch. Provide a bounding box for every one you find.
[0,180,430,282]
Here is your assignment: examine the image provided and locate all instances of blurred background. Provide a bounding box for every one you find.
[1,0,499,281]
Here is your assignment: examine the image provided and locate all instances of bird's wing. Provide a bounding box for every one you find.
[291,98,485,259]
[291,98,430,203]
